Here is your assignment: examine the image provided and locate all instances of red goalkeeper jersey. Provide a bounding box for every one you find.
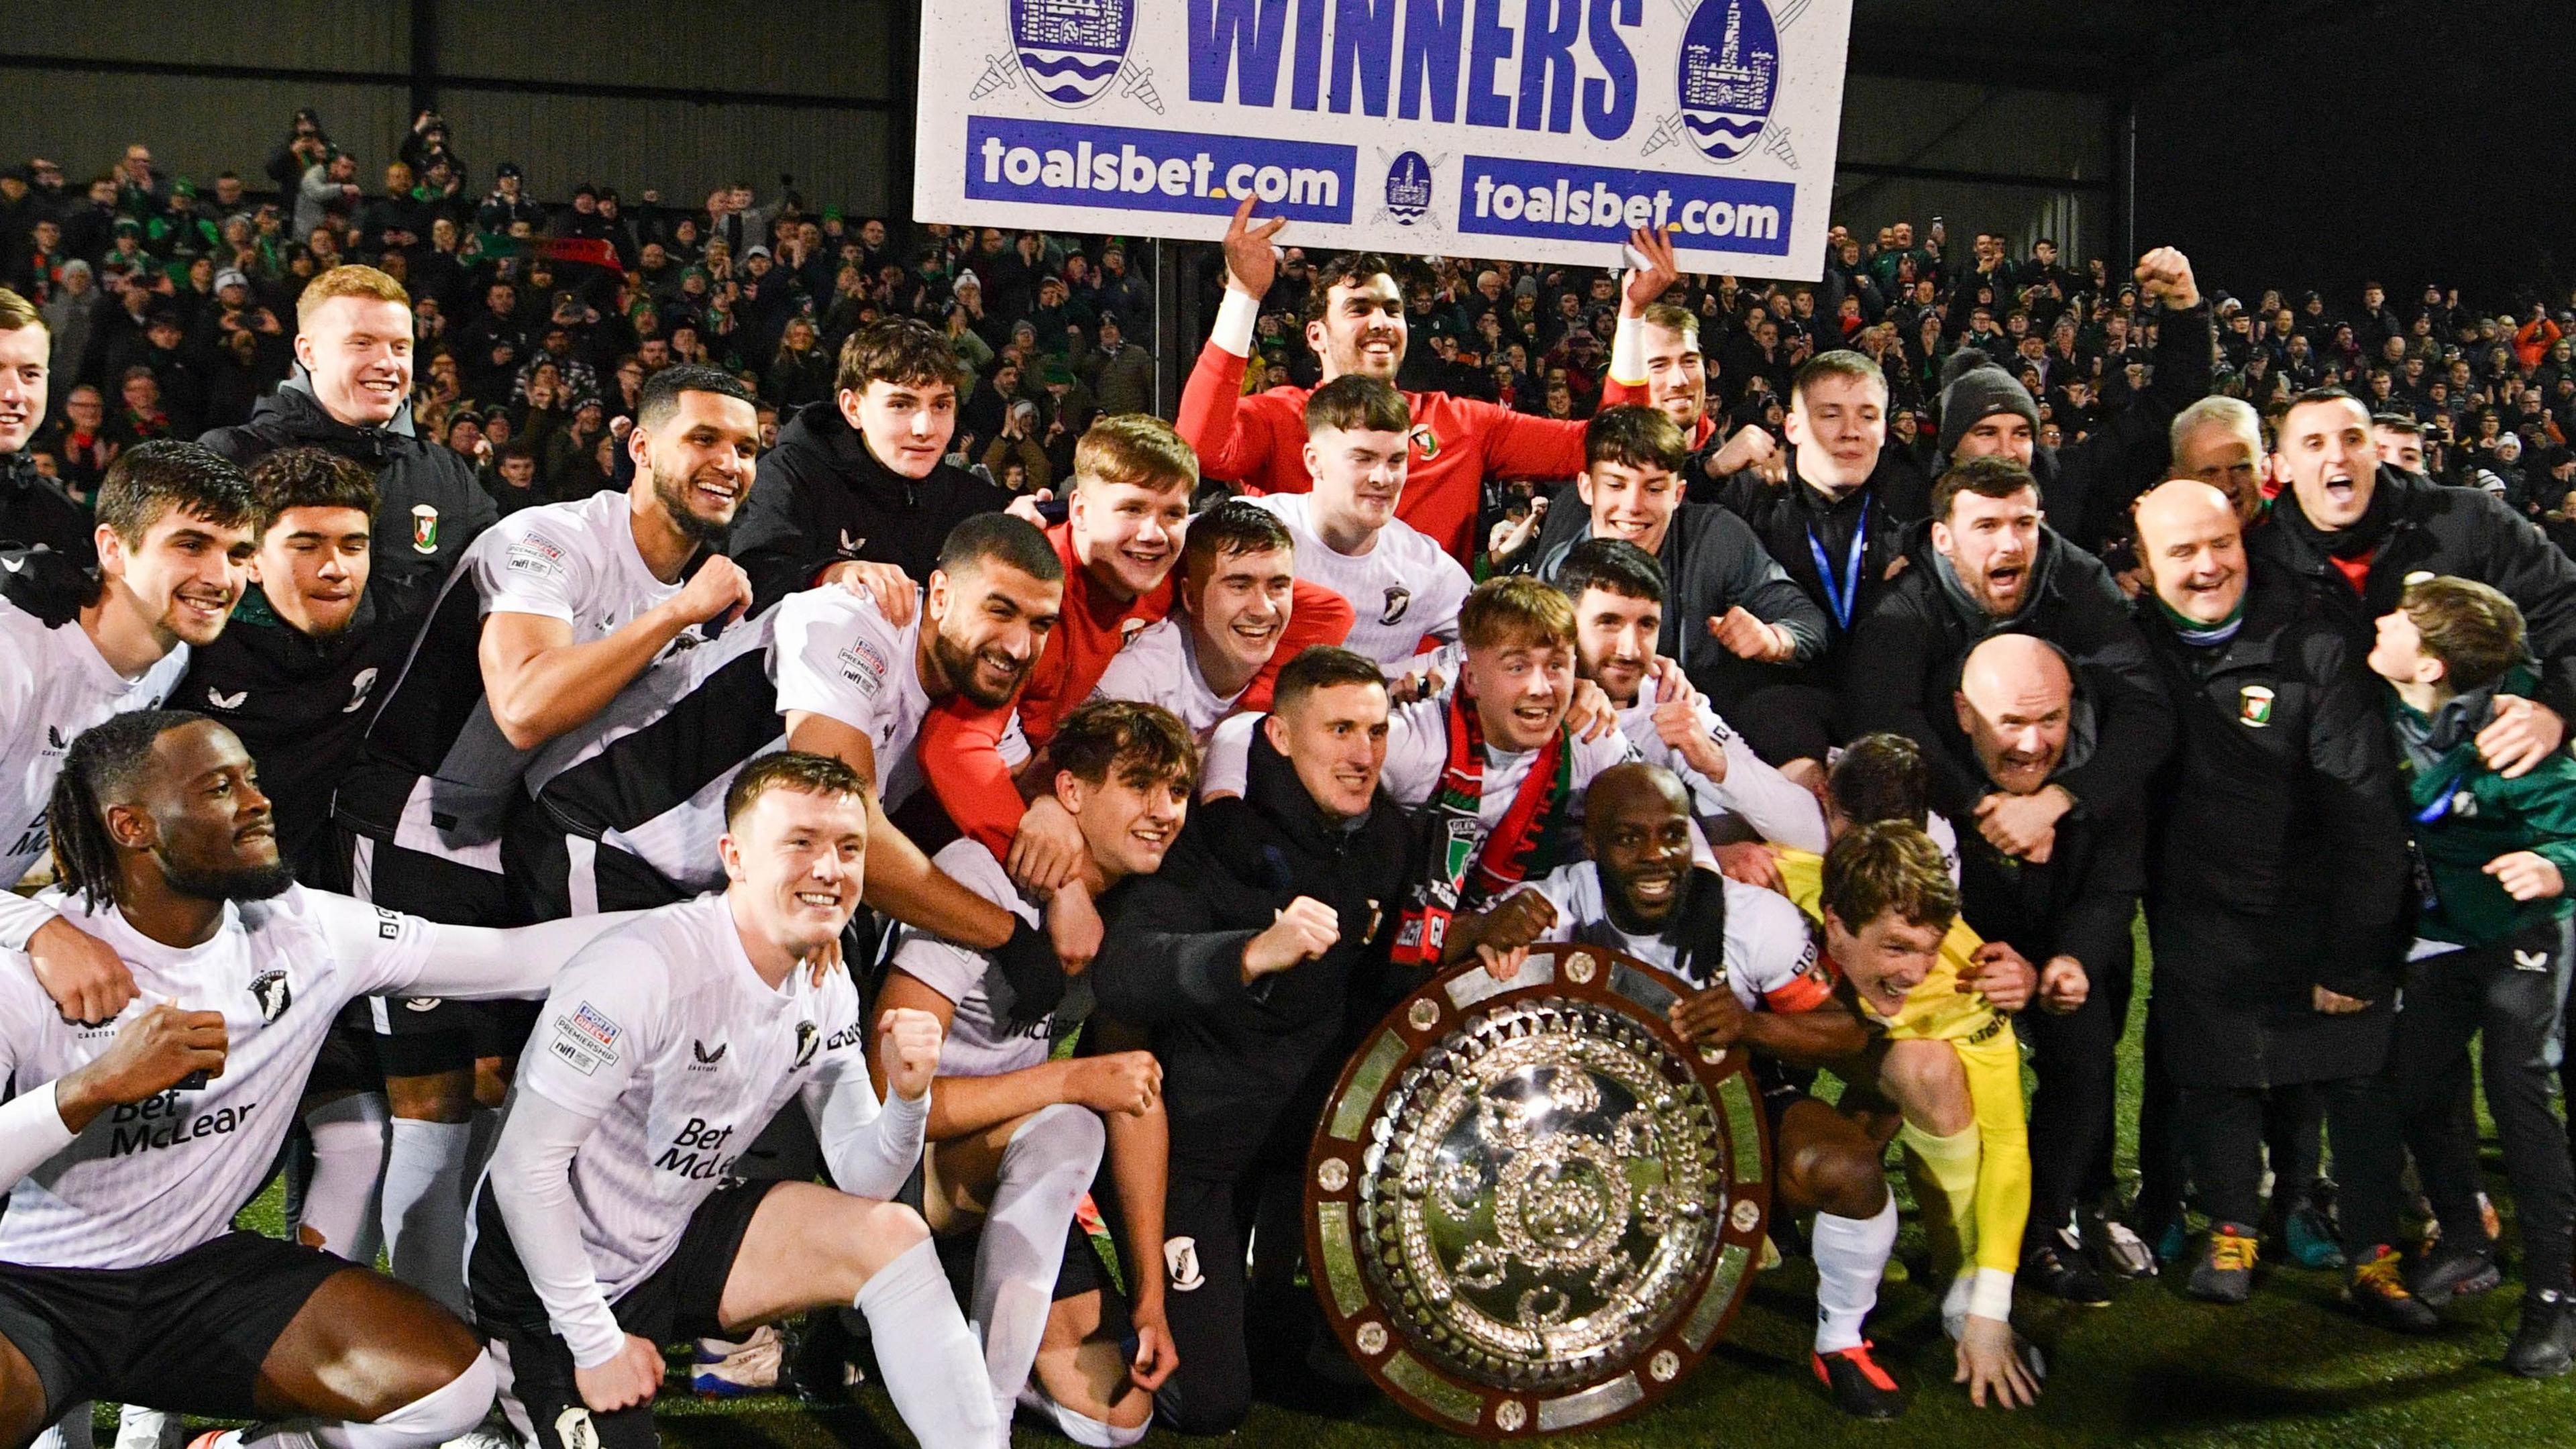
[1177,343,1589,562]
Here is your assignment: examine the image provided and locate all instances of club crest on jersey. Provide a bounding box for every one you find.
[1379,586,1413,627]
[343,667,379,714]
[794,1020,820,1070]
[555,1407,599,1449]
[2239,685,2275,727]
[1010,0,1132,108]
[410,504,440,555]
[1407,422,1440,460]
[248,969,292,1024]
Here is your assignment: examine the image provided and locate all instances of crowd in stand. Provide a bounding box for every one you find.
[3,109,2569,534]
[5,101,2576,1449]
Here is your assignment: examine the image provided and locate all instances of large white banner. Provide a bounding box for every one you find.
[912,0,1854,280]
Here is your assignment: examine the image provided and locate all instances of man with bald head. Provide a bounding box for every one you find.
[1846,455,2173,877]
[2129,480,2424,1325]
[2256,386,2576,781]
[1948,634,2152,1303]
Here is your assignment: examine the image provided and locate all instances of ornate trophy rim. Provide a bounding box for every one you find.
[1305,943,1774,1437]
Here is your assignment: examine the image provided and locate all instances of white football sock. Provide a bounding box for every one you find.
[856,1237,1002,1449]
[111,1406,178,1449]
[234,1350,496,1449]
[973,1104,1104,1441]
[1811,1197,1898,1355]
[299,1095,388,1264]
[1017,1381,1147,1447]
[380,1118,474,1314]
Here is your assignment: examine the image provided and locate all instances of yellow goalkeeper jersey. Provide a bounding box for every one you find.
[1772,847,2031,1276]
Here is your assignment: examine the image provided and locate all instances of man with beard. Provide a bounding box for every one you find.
[1527,404,1828,759]
[498,514,1093,1395]
[2254,388,2576,784]
[1548,538,1828,850]
[2128,480,2425,1328]
[730,319,1009,612]
[877,702,1195,1445]
[918,418,1351,883]
[1092,501,1297,741]
[1090,647,1413,1434]
[172,449,422,1267]
[1845,455,2173,864]
[335,365,757,1316]
[1445,763,1909,1419]
[0,288,93,561]
[2,709,632,1449]
[1941,635,2151,1304]
[1178,199,1666,563]
[200,266,496,608]
[1938,247,2212,553]
[0,442,254,1052]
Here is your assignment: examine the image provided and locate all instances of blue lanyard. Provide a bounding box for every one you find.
[1807,517,1867,632]
[2414,770,2467,825]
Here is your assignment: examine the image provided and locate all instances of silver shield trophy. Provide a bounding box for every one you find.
[1307,944,1772,1436]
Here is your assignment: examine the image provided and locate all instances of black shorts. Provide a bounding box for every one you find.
[0,1232,351,1421]
[502,824,692,924]
[470,1177,778,1449]
[306,1000,386,1097]
[352,833,531,1077]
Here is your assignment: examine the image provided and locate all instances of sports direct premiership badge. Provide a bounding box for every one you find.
[2239,684,2275,727]
[411,503,439,555]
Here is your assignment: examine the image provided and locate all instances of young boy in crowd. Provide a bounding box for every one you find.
[2367,575,2576,1376]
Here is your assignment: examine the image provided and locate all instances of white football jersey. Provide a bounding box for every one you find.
[1523,862,1821,1008]
[386,490,691,857]
[1089,616,1252,743]
[502,894,877,1301]
[771,586,1027,814]
[0,600,189,892]
[885,840,1093,1079]
[0,886,444,1268]
[1250,493,1469,671]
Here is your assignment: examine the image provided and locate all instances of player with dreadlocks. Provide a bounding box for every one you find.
[0,709,627,1449]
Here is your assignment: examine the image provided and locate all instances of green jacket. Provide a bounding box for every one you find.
[2391,672,2576,945]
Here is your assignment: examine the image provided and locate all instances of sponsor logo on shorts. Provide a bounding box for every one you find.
[1164,1235,1205,1292]
[555,1405,598,1449]
[404,996,442,1011]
